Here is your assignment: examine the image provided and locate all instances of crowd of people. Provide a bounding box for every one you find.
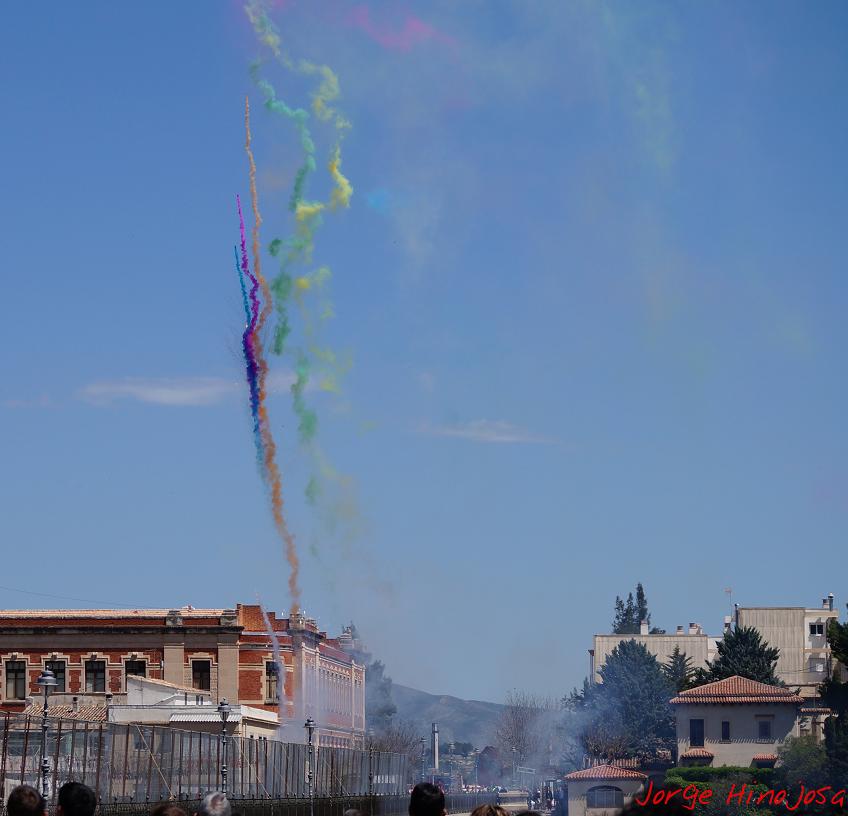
[5,780,542,816]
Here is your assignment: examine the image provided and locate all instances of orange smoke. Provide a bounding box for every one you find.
[245,95,301,612]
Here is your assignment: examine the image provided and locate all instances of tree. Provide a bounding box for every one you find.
[569,640,675,761]
[662,646,695,692]
[612,584,652,634]
[696,626,781,686]
[636,583,651,629]
[776,735,829,792]
[821,607,848,787]
[494,690,557,769]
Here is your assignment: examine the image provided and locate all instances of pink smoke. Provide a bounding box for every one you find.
[347,5,456,52]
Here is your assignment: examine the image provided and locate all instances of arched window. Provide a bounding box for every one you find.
[586,786,624,809]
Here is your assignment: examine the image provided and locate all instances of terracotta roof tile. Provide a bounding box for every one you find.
[752,754,778,762]
[801,707,831,715]
[565,764,647,781]
[671,676,804,705]
[680,748,714,759]
[23,703,107,722]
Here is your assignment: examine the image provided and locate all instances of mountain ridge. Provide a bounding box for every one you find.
[391,682,504,748]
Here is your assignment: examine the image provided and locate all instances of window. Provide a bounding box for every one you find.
[586,786,624,809]
[757,718,773,741]
[192,660,211,691]
[125,660,146,687]
[46,660,66,693]
[808,657,826,674]
[85,660,106,693]
[810,623,825,637]
[689,718,705,747]
[266,662,279,702]
[5,661,27,700]
[721,721,731,742]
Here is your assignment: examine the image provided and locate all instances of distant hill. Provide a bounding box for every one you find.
[392,683,504,748]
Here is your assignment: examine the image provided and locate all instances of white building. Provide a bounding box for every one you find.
[735,594,841,699]
[590,621,720,683]
[564,764,647,816]
[671,676,804,768]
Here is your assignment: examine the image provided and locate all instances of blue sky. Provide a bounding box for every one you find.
[1,1,847,703]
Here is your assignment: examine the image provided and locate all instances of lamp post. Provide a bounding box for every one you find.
[419,737,427,782]
[473,749,479,788]
[36,668,57,799]
[217,698,231,794]
[304,717,316,816]
[511,747,517,789]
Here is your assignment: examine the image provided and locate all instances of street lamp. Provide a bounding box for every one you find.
[419,737,427,782]
[36,668,57,798]
[304,717,316,816]
[511,746,517,789]
[217,698,231,794]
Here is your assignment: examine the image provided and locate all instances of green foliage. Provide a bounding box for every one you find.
[663,646,696,691]
[822,606,848,787]
[776,736,828,791]
[697,626,781,685]
[665,766,775,786]
[574,639,675,760]
[612,582,651,634]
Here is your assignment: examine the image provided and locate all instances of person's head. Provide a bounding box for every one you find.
[7,786,46,816]
[196,792,231,816]
[343,809,363,816]
[151,805,189,816]
[409,783,445,816]
[57,783,97,816]
[470,806,510,816]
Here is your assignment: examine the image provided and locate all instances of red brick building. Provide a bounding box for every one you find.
[0,604,365,747]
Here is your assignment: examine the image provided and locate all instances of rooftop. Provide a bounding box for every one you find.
[671,676,805,705]
[564,764,647,781]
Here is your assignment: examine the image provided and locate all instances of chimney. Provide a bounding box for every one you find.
[688,622,697,635]
[724,616,732,633]
[828,593,835,612]
[640,620,649,636]
[72,696,79,713]
[676,626,684,634]
[823,598,829,609]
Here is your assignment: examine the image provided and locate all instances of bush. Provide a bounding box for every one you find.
[665,766,774,786]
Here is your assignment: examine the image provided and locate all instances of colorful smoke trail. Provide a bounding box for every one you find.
[246,0,354,508]
[236,189,302,610]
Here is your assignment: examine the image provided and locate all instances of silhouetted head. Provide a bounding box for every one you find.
[6,786,46,816]
[470,806,510,816]
[409,783,445,816]
[343,809,363,816]
[57,782,97,816]
[151,805,189,816]
[196,792,231,816]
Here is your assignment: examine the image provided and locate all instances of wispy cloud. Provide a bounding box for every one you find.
[2,395,51,409]
[78,372,296,407]
[346,6,457,53]
[418,419,554,445]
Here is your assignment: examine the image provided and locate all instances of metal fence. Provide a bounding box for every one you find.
[97,793,497,816]
[0,714,407,807]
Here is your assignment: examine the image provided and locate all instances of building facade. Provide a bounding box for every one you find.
[590,622,719,684]
[671,676,803,767]
[564,764,647,816]
[735,594,841,699]
[0,604,365,747]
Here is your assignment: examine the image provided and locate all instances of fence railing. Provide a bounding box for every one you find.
[95,792,497,816]
[0,714,407,806]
